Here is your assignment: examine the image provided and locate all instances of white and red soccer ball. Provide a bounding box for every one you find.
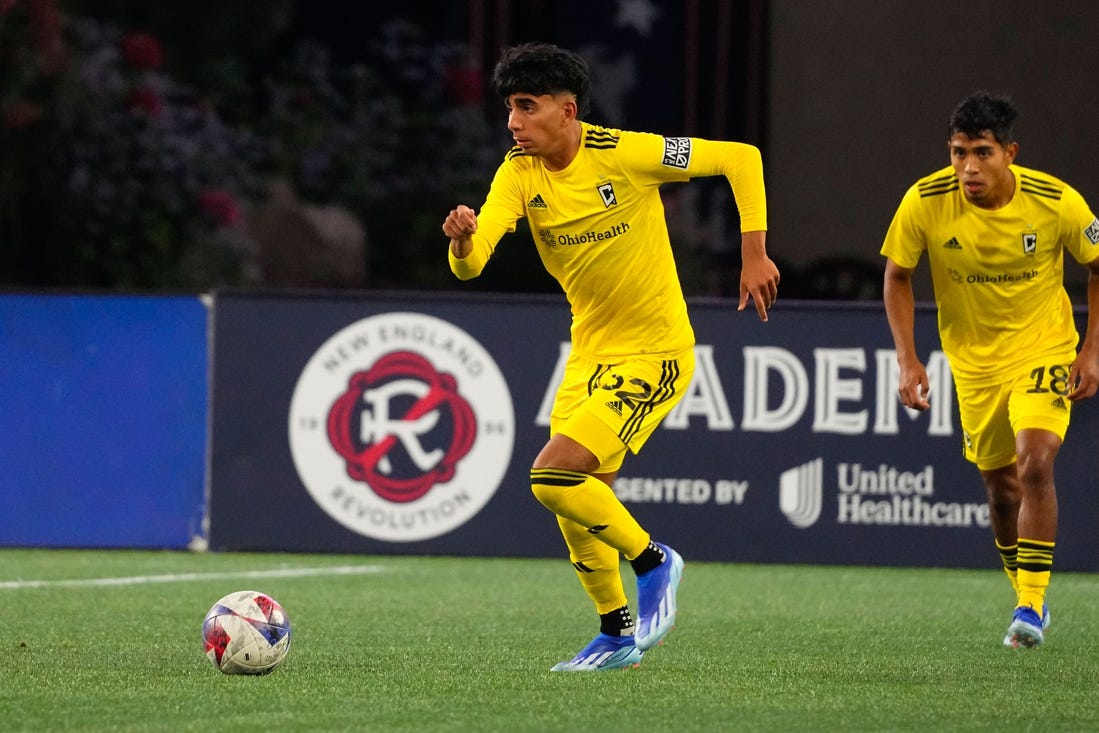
[202,590,292,674]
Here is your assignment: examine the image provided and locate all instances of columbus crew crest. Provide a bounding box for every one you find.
[288,312,514,541]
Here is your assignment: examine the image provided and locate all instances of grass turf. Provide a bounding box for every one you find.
[2,548,1098,732]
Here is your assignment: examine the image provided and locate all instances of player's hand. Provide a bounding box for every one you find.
[738,254,780,322]
[442,205,478,239]
[897,363,931,411]
[443,205,478,259]
[1067,351,1099,402]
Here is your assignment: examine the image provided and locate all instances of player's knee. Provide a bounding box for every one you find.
[530,467,585,513]
[530,479,560,512]
[530,476,566,513]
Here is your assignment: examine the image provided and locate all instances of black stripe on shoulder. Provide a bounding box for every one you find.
[1019,173,1063,200]
[1020,186,1062,201]
[585,129,619,142]
[505,146,528,162]
[917,172,955,190]
[918,176,959,197]
[584,129,620,149]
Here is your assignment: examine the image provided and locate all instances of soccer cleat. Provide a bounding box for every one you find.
[1002,605,1045,648]
[550,633,643,672]
[635,542,684,652]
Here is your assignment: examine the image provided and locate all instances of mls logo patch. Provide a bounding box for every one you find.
[1022,232,1037,255]
[1085,217,1099,245]
[662,137,691,169]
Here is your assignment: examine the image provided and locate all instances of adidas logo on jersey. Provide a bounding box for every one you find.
[942,237,962,250]
[528,194,548,209]
[1051,396,1067,410]
[605,400,623,417]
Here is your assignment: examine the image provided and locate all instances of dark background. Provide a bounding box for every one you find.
[3,0,1097,301]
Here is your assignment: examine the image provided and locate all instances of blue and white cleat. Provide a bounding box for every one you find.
[550,633,643,672]
[635,542,684,652]
[1002,605,1047,648]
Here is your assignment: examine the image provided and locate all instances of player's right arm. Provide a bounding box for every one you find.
[443,205,477,261]
[881,185,931,411]
[883,258,930,411]
[444,156,525,280]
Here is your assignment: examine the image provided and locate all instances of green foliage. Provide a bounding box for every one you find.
[3,549,1099,731]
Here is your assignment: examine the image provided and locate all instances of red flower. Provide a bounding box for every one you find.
[443,63,484,107]
[126,87,163,117]
[26,0,65,74]
[198,189,241,227]
[2,100,44,129]
[119,32,164,71]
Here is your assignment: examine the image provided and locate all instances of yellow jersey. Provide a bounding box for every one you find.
[450,122,767,361]
[881,164,1099,385]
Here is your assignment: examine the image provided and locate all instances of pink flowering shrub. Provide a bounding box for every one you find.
[1,8,265,286]
[0,5,495,289]
[118,31,163,70]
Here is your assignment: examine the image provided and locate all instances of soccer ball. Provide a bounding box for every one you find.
[202,590,292,675]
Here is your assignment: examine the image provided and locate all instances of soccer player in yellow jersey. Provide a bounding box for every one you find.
[882,91,1099,648]
[442,42,779,670]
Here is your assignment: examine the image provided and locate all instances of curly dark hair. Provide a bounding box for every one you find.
[491,42,592,118]
[948,91,1018,144]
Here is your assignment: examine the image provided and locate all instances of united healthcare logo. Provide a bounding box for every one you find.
[288,312,515,542]
[779,458,823,528]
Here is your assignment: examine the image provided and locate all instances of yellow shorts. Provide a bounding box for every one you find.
[551,347,695,473]
[956,353,1074,470]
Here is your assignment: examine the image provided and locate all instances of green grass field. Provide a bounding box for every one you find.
[2,549,1098,732]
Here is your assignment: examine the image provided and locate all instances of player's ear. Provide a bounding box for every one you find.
[560,95,578,122]
[1004,141,1019,163]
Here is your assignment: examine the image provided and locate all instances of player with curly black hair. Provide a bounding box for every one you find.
[443,42,778,671]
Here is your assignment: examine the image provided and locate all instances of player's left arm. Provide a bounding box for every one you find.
[1063,189,1099,400]
[737,229,778,321]
[676,137,778,320]
[1069,257,1099,401]
[622,132,779,318]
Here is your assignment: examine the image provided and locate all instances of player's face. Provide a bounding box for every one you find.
[949,131,1018,209]
[504,92,574,163]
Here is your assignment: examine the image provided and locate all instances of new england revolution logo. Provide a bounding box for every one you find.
[288,312,514,542]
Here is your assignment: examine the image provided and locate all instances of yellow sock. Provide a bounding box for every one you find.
[995,540,1018,595]
[556,515,629,615]
[531,468,650,560]
[1017,538,1054,611]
